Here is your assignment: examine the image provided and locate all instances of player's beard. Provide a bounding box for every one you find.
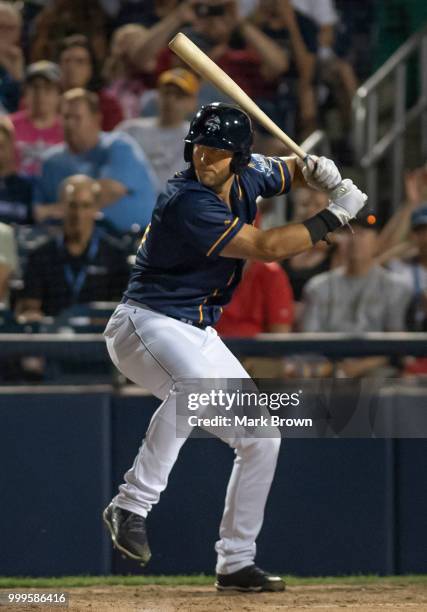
[195,166,233,192]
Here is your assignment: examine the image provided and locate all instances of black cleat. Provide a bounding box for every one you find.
[215,564,285,592]
[103,503,151,566]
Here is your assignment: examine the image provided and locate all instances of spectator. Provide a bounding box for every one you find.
[390,207,427,332]
[376,164,427,258]
[59,35,124,131]
[0,221,18,307]
[35,88,158,234]
[282,188,340,303]
[291,0,358,145]
[16,175,129,319]
[193,0,287,88]
[10,61,63,177]
[30,0,109,65]
[0,1,24,114]
[253,0,317,142]
[301,216,410,378]
[0,116,33,225]
[215,260,294,336]
[104,23,168,120]
[117,68,199,187]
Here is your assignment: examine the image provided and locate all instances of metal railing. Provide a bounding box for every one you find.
[353,24,427,212]
[300,129,331,157]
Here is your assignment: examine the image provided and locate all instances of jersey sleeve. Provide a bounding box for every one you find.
[172,191,244,258]
[245,154,291,199]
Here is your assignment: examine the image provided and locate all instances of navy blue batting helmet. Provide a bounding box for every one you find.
[184,102,253,174]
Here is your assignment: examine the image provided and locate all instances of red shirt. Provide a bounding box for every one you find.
[217,48,278,100]
[98,89,124,131]
[10,110,63,177]
[216,261,294,337]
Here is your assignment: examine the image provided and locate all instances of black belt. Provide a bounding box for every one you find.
[120,297,208,330]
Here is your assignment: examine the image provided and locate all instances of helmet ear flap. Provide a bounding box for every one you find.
[184,142,193,163]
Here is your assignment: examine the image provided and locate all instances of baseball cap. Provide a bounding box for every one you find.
[157,68,199,96]
[25,61,61,85]
[411,205,427,229]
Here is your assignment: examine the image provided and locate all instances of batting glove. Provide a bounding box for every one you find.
[327,179,368,225]
[298,155,342,192]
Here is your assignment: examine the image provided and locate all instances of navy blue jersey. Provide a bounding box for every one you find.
[124,154,291,327]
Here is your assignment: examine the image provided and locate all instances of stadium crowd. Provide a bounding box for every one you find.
[0,0,426,381]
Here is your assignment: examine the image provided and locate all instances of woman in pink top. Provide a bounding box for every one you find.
[10,61,63,177]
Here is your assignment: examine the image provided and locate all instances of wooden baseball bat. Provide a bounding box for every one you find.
[168,32,308,160]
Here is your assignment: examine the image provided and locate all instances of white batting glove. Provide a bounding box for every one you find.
[297,155,342,192]
[326,179,368,225]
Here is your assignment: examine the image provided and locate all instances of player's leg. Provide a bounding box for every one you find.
[104,304,224,518]
[199,328,283,589]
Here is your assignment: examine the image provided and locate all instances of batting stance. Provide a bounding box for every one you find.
[103,102,366,592]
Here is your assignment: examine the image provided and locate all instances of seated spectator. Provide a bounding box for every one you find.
[10,61,63,177]
[35,88,158,235]
[16,175,129,319]
[301,216,410,378]
[0,1,24,114]
[216,260,294,337]
[59,35,123,131]
[30,0,109,65]
[0,117,33,225]
[282,188,340,303]
[0,221,18,307]
[389,207,427,332]
[117,68,199,187]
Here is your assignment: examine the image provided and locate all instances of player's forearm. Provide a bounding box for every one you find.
[254,223,314,262]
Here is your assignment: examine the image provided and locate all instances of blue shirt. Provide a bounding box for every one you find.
[124,154,291,327]
[35,132,158,233]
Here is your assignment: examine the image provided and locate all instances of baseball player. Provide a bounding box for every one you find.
[103,102,366,592]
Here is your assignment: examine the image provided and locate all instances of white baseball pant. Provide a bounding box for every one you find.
[104,301,281,574]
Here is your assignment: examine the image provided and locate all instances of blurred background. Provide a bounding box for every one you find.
[0,0,426,579]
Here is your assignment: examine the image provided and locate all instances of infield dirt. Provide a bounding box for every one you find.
[4,582,427,612]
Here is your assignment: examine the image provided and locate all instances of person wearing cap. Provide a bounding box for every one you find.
[9,61,63,177]
[302,214,410,377]
[117,68,199,187]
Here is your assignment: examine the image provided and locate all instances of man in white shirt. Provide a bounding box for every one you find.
[0,221,18,307]
[117,68,199,188]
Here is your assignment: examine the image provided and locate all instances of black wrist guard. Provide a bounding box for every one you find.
[302,209,341,244]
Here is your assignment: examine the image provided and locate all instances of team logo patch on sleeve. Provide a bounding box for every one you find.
[248,154,273,176]
[205,115,221,133]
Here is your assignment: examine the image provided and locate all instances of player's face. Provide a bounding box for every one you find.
[193,144,234,190]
